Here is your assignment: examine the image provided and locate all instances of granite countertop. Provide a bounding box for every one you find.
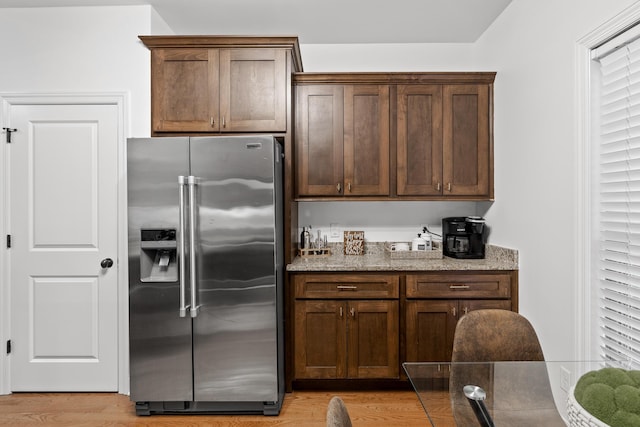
[286,242,518,272]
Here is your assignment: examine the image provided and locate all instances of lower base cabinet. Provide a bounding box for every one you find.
[404,272,516,363]
[290,270,517,384]
[294,299,399,379]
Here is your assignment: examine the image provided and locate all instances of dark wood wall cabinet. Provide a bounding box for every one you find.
[295,84,390,197]
[289,270,517,387]
[140,36,303,135]
[294,73,495,200]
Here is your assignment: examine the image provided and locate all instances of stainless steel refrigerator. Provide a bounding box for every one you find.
[127,135,284,415]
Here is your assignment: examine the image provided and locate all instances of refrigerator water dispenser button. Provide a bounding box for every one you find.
[140,228,178,282]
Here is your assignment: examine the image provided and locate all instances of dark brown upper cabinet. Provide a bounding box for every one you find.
[294,72,495,201]
[140,36,302,135]
[397,82,492,198]
[295,82,390,197]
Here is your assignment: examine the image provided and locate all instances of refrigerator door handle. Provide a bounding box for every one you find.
[188,175,200,317]
[178,176,190,317]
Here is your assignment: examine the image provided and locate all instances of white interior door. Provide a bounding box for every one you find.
[8,102,119,391]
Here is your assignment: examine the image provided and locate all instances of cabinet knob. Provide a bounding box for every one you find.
[437,182,442,191]
[336,183,342,193]
[451,306,457,317]
[347,182,352,192]
[447,183,452,191]
[350,307,356,317]
[210,117,215,127]
[339,306,343,317]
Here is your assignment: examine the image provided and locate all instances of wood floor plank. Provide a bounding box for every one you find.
[0,390,453,426]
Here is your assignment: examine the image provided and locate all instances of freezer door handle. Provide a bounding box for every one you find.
[188,175,200,318]
[178,176,190,317]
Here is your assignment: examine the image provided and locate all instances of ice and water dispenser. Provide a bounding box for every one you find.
[139,228,178,282]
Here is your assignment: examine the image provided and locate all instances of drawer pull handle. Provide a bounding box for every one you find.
[449,285,470,290]
[337,285,358,291]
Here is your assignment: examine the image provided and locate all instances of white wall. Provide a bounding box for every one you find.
[299,201,481,244]
[0,5,161,137]
[300,43,478,72]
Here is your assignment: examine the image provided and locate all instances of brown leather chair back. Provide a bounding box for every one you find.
[451,309,545,362]
[449,309,565,426]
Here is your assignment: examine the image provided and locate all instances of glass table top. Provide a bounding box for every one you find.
[403,360,632,427]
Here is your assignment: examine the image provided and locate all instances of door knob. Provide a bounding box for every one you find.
[101,258,114,268]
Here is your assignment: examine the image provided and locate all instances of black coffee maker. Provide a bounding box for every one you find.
[442,217,486,259]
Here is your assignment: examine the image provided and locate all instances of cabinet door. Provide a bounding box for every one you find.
[294,300,347,379]
[295,85,344,196]
[405,299,457,362]
[343,85,390,196]
[219,49,287,132]
[442,84,491,197]
[347,300,399,378]
[396,85,443,196]
[151,48,219,133]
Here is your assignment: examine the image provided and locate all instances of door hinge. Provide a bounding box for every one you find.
[2,127,17,143]
[6,340,11,354]
[6,235,11,248]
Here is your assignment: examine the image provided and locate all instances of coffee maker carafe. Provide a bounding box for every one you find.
[442,216,486,259]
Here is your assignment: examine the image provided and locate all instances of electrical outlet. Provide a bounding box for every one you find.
[560,366,572,391]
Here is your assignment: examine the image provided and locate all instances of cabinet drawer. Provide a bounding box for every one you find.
[294,274,399,299]
[406,273,511,299]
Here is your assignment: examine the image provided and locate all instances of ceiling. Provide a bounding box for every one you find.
[0,0,513,44]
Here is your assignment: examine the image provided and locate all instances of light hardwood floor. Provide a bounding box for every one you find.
[0,390,454,426]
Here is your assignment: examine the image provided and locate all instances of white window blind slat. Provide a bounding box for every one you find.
[597,31,640,364]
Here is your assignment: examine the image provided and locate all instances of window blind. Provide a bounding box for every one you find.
[596,34,640,363]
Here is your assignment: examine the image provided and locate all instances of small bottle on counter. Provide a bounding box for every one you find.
[300,227,306,249]
[303,226,311,249]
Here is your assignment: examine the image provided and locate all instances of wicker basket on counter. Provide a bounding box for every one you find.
[297,247,332,258]
[383,241,442,260]
[566,386,609,427]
